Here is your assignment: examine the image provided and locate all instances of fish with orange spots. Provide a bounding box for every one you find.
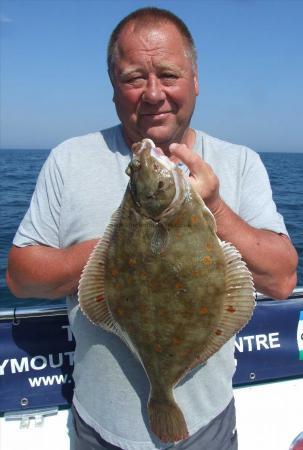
[78,138,255,444]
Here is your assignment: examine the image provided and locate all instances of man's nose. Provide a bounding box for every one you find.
[142,75,165,104]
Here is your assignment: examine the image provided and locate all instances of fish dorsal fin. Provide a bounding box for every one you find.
[184,241,255,376]
[202,204,217,233]
[78,208,143,363]
[192,187,217,233]
[78,208,120,331]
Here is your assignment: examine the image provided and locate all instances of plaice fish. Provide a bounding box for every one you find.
[78,138,255,443]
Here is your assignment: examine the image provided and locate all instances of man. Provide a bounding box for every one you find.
[6,7,297,450]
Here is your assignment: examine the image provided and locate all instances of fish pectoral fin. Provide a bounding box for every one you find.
[151,222,169,255]
[130,207,141,224]
[190,241,256,367]
[78,208,120,332]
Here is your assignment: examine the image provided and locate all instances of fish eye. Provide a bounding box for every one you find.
[158,181,164,190]
[132,159,141,169]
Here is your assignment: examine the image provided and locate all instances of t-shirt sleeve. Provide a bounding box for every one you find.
[13,149,63,248]
[239,149,288,236]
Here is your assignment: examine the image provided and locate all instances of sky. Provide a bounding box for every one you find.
[0,0,302,152]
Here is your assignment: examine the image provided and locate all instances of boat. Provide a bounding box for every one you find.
[1,287,303,450]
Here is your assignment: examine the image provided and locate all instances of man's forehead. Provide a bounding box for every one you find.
[113,22,191,71]
[119,19,181,38]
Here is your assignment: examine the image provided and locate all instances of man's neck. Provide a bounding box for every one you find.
[123,127,196,162]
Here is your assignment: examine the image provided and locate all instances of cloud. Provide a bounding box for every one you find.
[0,14,13,24]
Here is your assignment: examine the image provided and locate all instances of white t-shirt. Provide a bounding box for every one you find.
[14,125,288,450]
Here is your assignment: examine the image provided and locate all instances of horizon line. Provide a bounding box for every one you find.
[1,147,303,154]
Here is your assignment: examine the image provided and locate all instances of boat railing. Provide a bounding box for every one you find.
[0,302,67,321]
[1,286,303,321]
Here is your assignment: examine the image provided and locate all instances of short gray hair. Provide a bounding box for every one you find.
[107,7,197,74]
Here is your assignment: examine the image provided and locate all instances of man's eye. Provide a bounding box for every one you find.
[161,74,179,85]
[127,76,144,84]
[120,74,144,85]
[162,73,178,79]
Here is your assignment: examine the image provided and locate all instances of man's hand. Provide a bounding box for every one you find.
[169,143,222,214]
[6,239,99,300]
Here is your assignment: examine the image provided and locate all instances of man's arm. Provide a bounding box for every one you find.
[210,201,297,299]
[170,143,298,300]
[6,239,99,300]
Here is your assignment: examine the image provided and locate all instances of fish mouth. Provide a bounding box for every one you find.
[150,147,175,170]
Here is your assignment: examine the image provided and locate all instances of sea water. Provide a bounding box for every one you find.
[0,148,302,309]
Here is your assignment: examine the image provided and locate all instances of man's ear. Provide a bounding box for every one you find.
[194,72,199,96]
[108,69,116,103]
[108,69,114,87]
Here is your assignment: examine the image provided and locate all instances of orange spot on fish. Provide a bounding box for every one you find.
[227,305,236,313]
[191,269,200,277]
[191,215,199,224]
[172,337,182,345]
[95,295,104,303]
[155,343,162,353]
[202,256,212,265]
[215,329,222,336]
[116,308,124,317]
[175,282,184,290]
[111,268,119,277]
[173,216,182,226]
[128,258,136,266]
[199,306,208,315]
[206,242,214,251]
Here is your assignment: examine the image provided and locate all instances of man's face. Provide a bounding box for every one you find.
[110,21,199,150]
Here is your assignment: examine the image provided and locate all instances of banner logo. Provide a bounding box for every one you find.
[297,311,303,361]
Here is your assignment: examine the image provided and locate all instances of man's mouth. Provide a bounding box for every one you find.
[141,111,171,118]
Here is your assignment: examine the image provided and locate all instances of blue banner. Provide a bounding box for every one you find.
[0,315,75,413]
[1,297,303,413]
[233,298,303,385]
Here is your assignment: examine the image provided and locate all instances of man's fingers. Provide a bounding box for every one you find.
[169,143,204,176]
[169,142,221,211]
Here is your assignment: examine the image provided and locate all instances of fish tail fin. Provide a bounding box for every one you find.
[148,394,189,443]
